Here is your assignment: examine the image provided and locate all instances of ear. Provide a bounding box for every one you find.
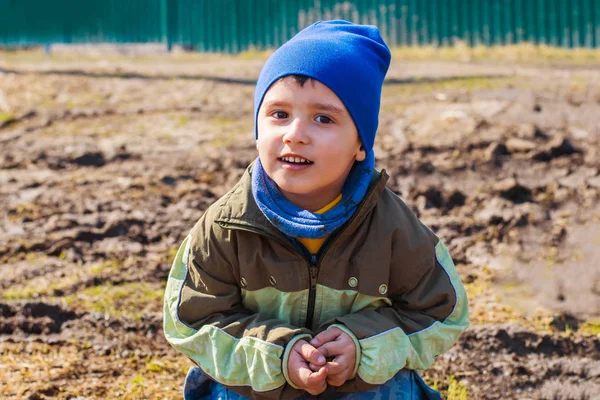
[355,145,366,162]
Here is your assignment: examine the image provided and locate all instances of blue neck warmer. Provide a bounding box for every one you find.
[252,150,375,239]
[251,20,390,238]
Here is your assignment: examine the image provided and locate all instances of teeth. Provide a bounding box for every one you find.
[282,156,309,163]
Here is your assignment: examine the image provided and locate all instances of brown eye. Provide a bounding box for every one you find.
[315,115,332,124]
[273,111,288,119]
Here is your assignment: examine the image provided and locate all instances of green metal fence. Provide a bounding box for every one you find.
[0,0,165,46]
[1,0,599,50]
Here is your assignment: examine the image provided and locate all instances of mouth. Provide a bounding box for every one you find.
[278,155,314,165]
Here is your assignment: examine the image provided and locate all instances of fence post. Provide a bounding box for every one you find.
[160,0,172,51]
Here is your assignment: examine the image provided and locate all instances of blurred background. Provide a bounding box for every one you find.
[1,1,599,399]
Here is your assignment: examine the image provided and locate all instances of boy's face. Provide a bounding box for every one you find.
[256,77,366,211]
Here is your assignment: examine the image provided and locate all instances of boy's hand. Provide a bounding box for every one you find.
[309,327,356,387]
[288,339,328,395]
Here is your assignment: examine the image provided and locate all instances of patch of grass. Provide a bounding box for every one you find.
[545,246,558,267]
[3,257,130,301]
[580,320,600,336]
[236,48,273,60]
[0,339,189,398]
[145,356,181,374]
[381,76,520,101]
[177,115,189,126]
[7,202,42,222]
[464,265,557,329]
[211,115,235,127]
[25,252,47,262]
[153,247,179,265]
[208,124,251,148]
[390,41,600,65]
[464,275,490,299]
[1,286,50,300]
[62,282,164,320]
[428,375,470,399]
[0,112,15,122]
[569,76,589,89]
[89,258,120,275]
[146,360,163,373]
[3,42,598,67]
[128,374,146,398]
[501,281,519,291]
[158,131,176,143]
[446,376,470,400]
[512,308,556,333]
[1,280,68,300]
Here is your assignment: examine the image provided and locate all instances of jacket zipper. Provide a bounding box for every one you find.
[216,171,385,330]
[305,253,319,330]
[304,172,386,329]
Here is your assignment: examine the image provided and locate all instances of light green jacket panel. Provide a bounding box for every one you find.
[163,221,310,399]
[320,240,469,389]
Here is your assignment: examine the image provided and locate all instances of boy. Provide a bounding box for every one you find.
[164,20,469,399]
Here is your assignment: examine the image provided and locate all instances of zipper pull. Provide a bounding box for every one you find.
[310,266,318,290]
[310,254,318,267]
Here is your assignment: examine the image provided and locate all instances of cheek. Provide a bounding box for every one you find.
[256,138,276,162]
[257,123,277,143]
[256,140,267,157]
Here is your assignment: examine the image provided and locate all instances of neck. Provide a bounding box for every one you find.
[280,189,340,212]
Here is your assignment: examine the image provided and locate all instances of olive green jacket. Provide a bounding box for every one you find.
[163,165,469,399]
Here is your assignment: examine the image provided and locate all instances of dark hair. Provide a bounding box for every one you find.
[277,74,313,87]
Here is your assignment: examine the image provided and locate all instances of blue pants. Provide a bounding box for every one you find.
[183,367,442,400]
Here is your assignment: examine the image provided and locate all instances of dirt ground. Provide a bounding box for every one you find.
[1,50,599,399]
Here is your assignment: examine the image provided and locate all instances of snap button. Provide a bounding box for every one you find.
[240,277,247,288]
[269,276,277,286]
[348,277,358,288]
[378,284,388,295]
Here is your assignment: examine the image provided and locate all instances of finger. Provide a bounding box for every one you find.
[316,340,351,358]
[306,365,328,385]
[288,351,311,389]
[309,362,321,372]
[326,365,353,387]
[306,382,327,396]
[297,365,326,390]
[295,364,313,383]
[310,327,342,347]
[327,372,348,387]
[323,359,346,375]
[310,358,349,375]
[306,386,326,396]
[297,341,326,366]
[305,367,328,395]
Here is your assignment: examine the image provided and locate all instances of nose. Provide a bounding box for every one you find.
[282,118,309,144]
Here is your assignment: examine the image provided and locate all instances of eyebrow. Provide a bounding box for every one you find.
[262,100,291,110]
[262,100,346,115]
[312,102,345,115]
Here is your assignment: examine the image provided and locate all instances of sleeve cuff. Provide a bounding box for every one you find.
[329,324,361,379]
[282,333,313,389]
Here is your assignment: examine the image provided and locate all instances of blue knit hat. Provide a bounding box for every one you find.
[253,20,391,152]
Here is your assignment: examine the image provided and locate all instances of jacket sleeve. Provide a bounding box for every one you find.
[319,237,469,392]
[163,215,312,399]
